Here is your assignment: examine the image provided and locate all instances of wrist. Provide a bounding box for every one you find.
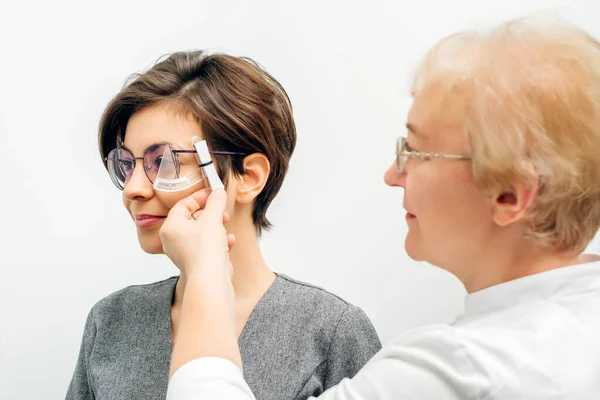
[184,269,235,309]
[186,266,231,286]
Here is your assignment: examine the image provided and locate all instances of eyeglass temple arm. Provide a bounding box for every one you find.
[397,150,470,160]
[172,150,247,156]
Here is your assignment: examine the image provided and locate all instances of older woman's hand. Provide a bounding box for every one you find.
[161,188,241,378]
[159,188,235,281]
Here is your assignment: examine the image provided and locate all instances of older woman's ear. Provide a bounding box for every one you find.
[492,164,539,228]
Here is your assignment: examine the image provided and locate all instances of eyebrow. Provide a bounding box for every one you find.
[406,122,429,142]
[119,141,176,155]
[120,143,133,153]
[405,122,419,135]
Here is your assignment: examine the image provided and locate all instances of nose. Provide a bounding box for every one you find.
[384,160,406,188]
[123,163,154,201]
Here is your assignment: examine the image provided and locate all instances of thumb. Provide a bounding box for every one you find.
[203,188,228,224]
[167,188,211,221]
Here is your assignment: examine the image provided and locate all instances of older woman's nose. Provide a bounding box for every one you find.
[384,161,405,188]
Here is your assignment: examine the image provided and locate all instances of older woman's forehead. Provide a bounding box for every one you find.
[406,102,469,150]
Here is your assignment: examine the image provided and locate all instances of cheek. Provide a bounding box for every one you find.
[156,180,210,210]
[224,184,237,218]
[448,169,493,227]
[156,191,191,211]
[122,195,131,214]
[408,166,492,234]
[404,167,440,215]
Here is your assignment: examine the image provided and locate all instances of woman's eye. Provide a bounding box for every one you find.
[119,159,134,171]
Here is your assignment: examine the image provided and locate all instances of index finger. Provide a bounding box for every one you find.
[202,189,228,224]
[167,188,212,221]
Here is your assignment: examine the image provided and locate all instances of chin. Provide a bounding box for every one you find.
[137,234,164,254]
[404,233,424,261]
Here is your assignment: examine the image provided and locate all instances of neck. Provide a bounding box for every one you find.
[459,236,585,293]
[172,222,275,309]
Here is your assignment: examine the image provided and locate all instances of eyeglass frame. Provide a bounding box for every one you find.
[395,136,471,172]
[105,144,247,189]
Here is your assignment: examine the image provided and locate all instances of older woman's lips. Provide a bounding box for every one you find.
[406,213,416,220]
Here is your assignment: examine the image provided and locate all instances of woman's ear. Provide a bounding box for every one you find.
[235,153,270,204]
[491,169,539,227]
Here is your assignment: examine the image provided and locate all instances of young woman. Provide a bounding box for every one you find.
[66,51,381,400]
[162,19,600,399]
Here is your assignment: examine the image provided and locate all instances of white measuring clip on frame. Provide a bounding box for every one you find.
[192,136,224,190]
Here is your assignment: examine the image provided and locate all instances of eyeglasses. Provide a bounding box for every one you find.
[106,143,246,190]
[396,137,471,172]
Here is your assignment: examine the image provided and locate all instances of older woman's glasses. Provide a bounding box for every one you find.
[396,137,471,172]
[106,144,245,190]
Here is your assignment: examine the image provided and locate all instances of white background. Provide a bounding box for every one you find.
[1,0,599,398]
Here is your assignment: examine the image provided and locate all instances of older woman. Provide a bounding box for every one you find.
[161,18,600,399]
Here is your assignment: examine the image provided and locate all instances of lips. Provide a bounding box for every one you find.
[403,205,416,220]
[134,214,166,228]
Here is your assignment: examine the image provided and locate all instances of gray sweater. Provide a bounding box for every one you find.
[66,274,381,400]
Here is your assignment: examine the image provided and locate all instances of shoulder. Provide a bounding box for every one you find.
[389,324,462,350]
[333,325,488,400]
[274,274,360,318]
[272,274,378,341]
[389,323,498,364]
[391,325,484,389]
[375,324,478,379]
[89,276,178,320]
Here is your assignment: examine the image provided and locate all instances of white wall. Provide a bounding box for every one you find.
[1,0,599,398]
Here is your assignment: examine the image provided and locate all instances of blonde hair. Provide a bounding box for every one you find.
[411,18,600,253]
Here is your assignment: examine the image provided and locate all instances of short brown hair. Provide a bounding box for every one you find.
[411,18,600,253]
[99,51,297,233]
